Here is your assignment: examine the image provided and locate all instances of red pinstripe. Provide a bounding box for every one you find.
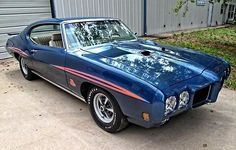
[53,65,147,103]
[8,47,28,57]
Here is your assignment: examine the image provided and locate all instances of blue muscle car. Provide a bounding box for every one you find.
[6,17,231,133]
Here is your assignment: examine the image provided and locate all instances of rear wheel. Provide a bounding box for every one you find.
[88,87,128,133]
[19,56,36,81]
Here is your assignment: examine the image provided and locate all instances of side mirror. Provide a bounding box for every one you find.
[8,32,19,36]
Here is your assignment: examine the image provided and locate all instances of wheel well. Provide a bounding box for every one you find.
[14,53,20,60]
[80,82,118,105]
[80,82,95,100]
[81,82,125,117]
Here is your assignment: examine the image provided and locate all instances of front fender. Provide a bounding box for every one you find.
[109,87,165,128]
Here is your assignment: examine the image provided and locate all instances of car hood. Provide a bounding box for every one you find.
[79,39,223,90]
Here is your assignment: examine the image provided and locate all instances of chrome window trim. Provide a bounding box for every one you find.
[61,18,119,24]
[60,22,69,50]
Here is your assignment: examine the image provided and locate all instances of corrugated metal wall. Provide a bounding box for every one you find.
[54,0,144,35]
[54,0,228,36]
[0,0,51,59]
[146,0,209,34]
[211,2,224,26]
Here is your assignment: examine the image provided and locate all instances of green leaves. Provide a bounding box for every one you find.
[174,0,232,16]
[174,0,193,17]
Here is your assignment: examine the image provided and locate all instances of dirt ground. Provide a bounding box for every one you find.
[0,58,236,150]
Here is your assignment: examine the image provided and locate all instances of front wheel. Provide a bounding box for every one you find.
[88,87,128,133]
[19,57,36,81]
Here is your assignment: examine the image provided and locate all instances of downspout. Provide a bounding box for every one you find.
[211,3,214,26]
[143,0,147,36]
[209,1,214,26]
[222,3,227,24]
[50,0,56,18]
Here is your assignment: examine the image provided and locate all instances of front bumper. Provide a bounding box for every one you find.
[128,62,230,128]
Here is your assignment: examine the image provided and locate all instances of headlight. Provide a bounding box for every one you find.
[178,91,190,109]
[165,96,177,115]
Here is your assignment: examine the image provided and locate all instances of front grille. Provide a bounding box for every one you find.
[193,85,211,107]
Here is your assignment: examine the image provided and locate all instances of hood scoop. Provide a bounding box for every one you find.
[141,50,151,56]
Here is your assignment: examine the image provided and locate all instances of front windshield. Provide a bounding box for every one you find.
[64,20,136,49]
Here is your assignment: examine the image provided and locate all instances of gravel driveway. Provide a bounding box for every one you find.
[0,58,236,150]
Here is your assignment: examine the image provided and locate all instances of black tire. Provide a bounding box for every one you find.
[88,87,129,133]
[19,56,36,81]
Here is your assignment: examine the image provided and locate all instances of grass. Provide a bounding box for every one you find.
[154,26,236,90]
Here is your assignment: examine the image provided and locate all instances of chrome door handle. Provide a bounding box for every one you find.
[31,49,37,53]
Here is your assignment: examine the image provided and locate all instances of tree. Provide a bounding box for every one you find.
[174,0,232,18]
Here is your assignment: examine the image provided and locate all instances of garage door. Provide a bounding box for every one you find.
[0,0,52,59]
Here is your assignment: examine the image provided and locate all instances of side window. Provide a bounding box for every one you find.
[228,5,235,20]
[30,24,64,48]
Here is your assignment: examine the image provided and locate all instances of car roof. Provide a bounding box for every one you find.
[35,17,117,24]
[23,17,118,34]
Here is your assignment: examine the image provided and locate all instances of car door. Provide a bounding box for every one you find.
[27,24,68,88]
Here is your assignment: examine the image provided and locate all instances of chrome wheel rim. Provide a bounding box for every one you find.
[93,93,114,123]
[21,58,28,75]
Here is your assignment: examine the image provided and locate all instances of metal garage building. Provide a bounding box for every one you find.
[0,0,52,59]
[0,0,235,59]
[53,0,233,36]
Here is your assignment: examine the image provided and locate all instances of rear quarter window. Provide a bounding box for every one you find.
[29,24,63,48]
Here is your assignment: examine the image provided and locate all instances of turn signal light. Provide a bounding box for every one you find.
[142,112,150,121]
